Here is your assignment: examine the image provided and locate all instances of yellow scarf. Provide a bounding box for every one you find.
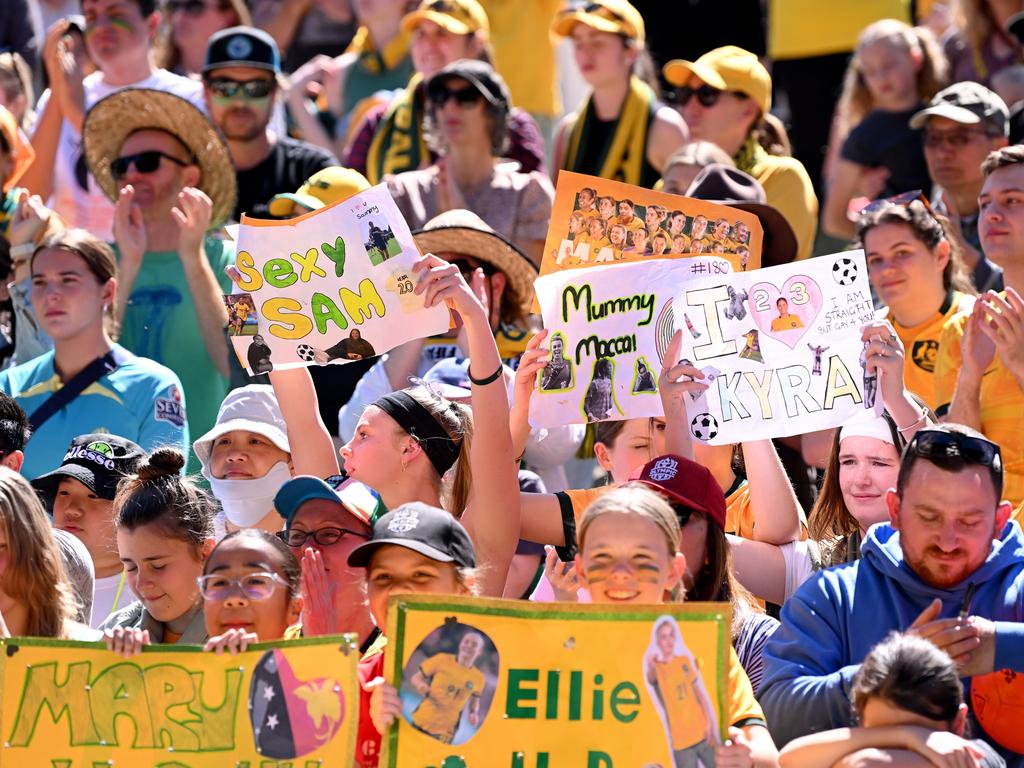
[562,76,654,186]
[365,74,429,185]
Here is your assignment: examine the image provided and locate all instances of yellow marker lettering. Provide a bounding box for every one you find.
[292,248,327,282]
[263,297,313,339]
[339,278,385,323]
[235,250,262,291]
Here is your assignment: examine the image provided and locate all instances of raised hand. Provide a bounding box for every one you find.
[113,184,147,264]
[172,187,213,258]
[203,628,258,655]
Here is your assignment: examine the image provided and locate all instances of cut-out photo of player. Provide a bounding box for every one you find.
[645,204,668,238]
[626,226,650,254]
[740,328,763,363]
[644,616,721,768]
[363,217,401,265]
[598,195,616,222]
[861,341,878,409]
[770,297,804,332]
[399,621,499,746]
[723,287,748,321]
[689,214,709,241]
[632,357,657,393]
[617,199,644,230]
[808,343,830,375]
[666,210,688,239]
[247,334,273,374]
[583,357,617,421]
[575,186,598,218]
[540,333,573,391]
[733,220,751,247]
[649,232,670,256]
[302,329,378,365]
[225,293,258,336]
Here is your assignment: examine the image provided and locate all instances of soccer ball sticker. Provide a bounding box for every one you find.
[296,344,317,362]
[832,257,858,286]
[690,413,719,442]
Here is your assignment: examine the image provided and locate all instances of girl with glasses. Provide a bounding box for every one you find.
[551,0,686,188]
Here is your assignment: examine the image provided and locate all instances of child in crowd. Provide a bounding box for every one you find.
[824,19,948,240]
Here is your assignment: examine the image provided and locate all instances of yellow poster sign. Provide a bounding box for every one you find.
[0,634,359,767]
[382,595,729,767]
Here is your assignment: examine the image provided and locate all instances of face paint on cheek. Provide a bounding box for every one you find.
[636,563,663,583]
[582,562,609,584]
[110,18,134,32]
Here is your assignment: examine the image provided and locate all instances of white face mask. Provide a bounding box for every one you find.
[207,462,293,528]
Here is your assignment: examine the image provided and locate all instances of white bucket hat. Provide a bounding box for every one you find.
[193,385,290,474]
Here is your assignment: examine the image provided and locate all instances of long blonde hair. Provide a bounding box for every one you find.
[0,468,78,637]
[578,484,681,562]
[836,19,948,138]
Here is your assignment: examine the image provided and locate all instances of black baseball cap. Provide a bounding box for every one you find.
[32,434,144,501]
[909,82,1010,136]
[347,502,477,568]
[203,26,281,75]
[426,59,511,111]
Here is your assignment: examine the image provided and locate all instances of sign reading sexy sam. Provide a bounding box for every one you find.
[229,185,450,374]
[0,635,359,767]
[674,251,877,445]
[381,595,729,768]
[531,256,731,427]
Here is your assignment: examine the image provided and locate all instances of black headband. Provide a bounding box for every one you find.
[374,391,461,477]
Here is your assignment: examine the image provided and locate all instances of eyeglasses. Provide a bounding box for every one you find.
[860,189,937,219]
[207,77,276,101]
[197,571,288,602]
[276,526,370,548]
[673,84,747,108]
[908,430,1002,473]
[110,150,191,180]
[429,85,484,108]
[923,128,995,149]
[166,0,219,16]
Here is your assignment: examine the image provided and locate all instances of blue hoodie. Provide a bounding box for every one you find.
[760,521,1024,764]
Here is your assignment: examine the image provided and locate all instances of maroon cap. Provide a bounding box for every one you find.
[630,454,727,530]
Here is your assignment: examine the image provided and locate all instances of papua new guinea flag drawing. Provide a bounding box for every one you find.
[249,648,346,758]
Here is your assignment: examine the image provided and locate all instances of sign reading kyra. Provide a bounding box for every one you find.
[228,184,450,375]
[674,250,878,444]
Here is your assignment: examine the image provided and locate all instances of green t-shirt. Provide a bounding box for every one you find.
[116,237,233,466]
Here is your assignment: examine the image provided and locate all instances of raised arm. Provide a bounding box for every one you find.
[739,440,802,544]
[269,367,340,478]
[659,329,707,460]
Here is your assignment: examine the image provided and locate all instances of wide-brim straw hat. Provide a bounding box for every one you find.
[412,208,538,321]
[83,89,237,229]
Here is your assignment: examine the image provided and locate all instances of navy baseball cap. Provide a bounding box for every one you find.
[347,502,477,568]
[32,434,144,501]
[274,475,377,527]
[204,26,281,75]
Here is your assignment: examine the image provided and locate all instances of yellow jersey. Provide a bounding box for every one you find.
[883,292,972,412]
[411,653,484,739]
[935,297,1024,512]
[770,314,804,332]
[747,153,818,262]
[653,654,707,750]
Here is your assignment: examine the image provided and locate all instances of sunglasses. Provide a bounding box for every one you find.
[197,572,288,602]
[208,77,276,101]
[110,150,191,179]
[430,85,484,108]
[908,430,1002,473]
[859,189,938,220]
[673,84,746,108]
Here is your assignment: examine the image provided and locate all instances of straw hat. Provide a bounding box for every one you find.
[83,89,237,228]
[412,209,538,320]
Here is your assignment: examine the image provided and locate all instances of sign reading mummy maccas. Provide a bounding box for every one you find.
[675,251,877,444]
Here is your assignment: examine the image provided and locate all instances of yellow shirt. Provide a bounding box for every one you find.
[653,654,707,750]
[768,0,911,59]
[480,0,562,117]
[935,298,1024,511]
[411,653,485,738]
[618,216,645,231]
[771,314,804,332]
[748,153,818,262]
[885,292,972,413]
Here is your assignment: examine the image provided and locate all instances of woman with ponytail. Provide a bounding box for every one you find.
[102,448,217,654]
[551,0,688,188]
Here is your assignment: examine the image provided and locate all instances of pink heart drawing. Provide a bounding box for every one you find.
[747,275,822,349]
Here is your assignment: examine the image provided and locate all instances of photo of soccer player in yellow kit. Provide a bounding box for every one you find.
[401,622,499,745]
[645,616,721,768]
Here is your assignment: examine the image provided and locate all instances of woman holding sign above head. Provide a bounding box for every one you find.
[856,194,977,411]
[551,0,688,188]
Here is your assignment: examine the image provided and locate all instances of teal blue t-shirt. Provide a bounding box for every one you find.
[0,344,188,479]
[116,237,233,458]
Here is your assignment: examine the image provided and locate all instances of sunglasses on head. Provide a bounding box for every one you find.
[208,77,276,101]
[430,85,484,108]
[673,84,746,108]
[859,189,938,219]
[110,150,191,180]
[908,429,1002,473]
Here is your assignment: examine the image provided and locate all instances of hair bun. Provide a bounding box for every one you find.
[136,448,186,483]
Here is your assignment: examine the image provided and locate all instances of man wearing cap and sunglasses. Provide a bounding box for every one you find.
[761,424,1024,764]
[663,46,818,262]
[201,26,338,221]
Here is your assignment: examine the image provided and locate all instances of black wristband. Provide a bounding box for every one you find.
[468,363,503,386]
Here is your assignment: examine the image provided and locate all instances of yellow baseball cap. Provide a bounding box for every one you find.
[551,0,644,44]
[400,0,489,37]
[267,166,370,218]
[663,46,771,113]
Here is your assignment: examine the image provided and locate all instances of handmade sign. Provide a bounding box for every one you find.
[536,171,762,301]
[673,250,876,444]
[0,634,359,767]
[230,184,451,374]
[381,595,729,768]
[531,256,732,427]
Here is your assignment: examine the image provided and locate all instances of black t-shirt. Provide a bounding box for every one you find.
[840,106,930,197]
[233,137,338,221]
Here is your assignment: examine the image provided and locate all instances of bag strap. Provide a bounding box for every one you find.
[28,348,128,433]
